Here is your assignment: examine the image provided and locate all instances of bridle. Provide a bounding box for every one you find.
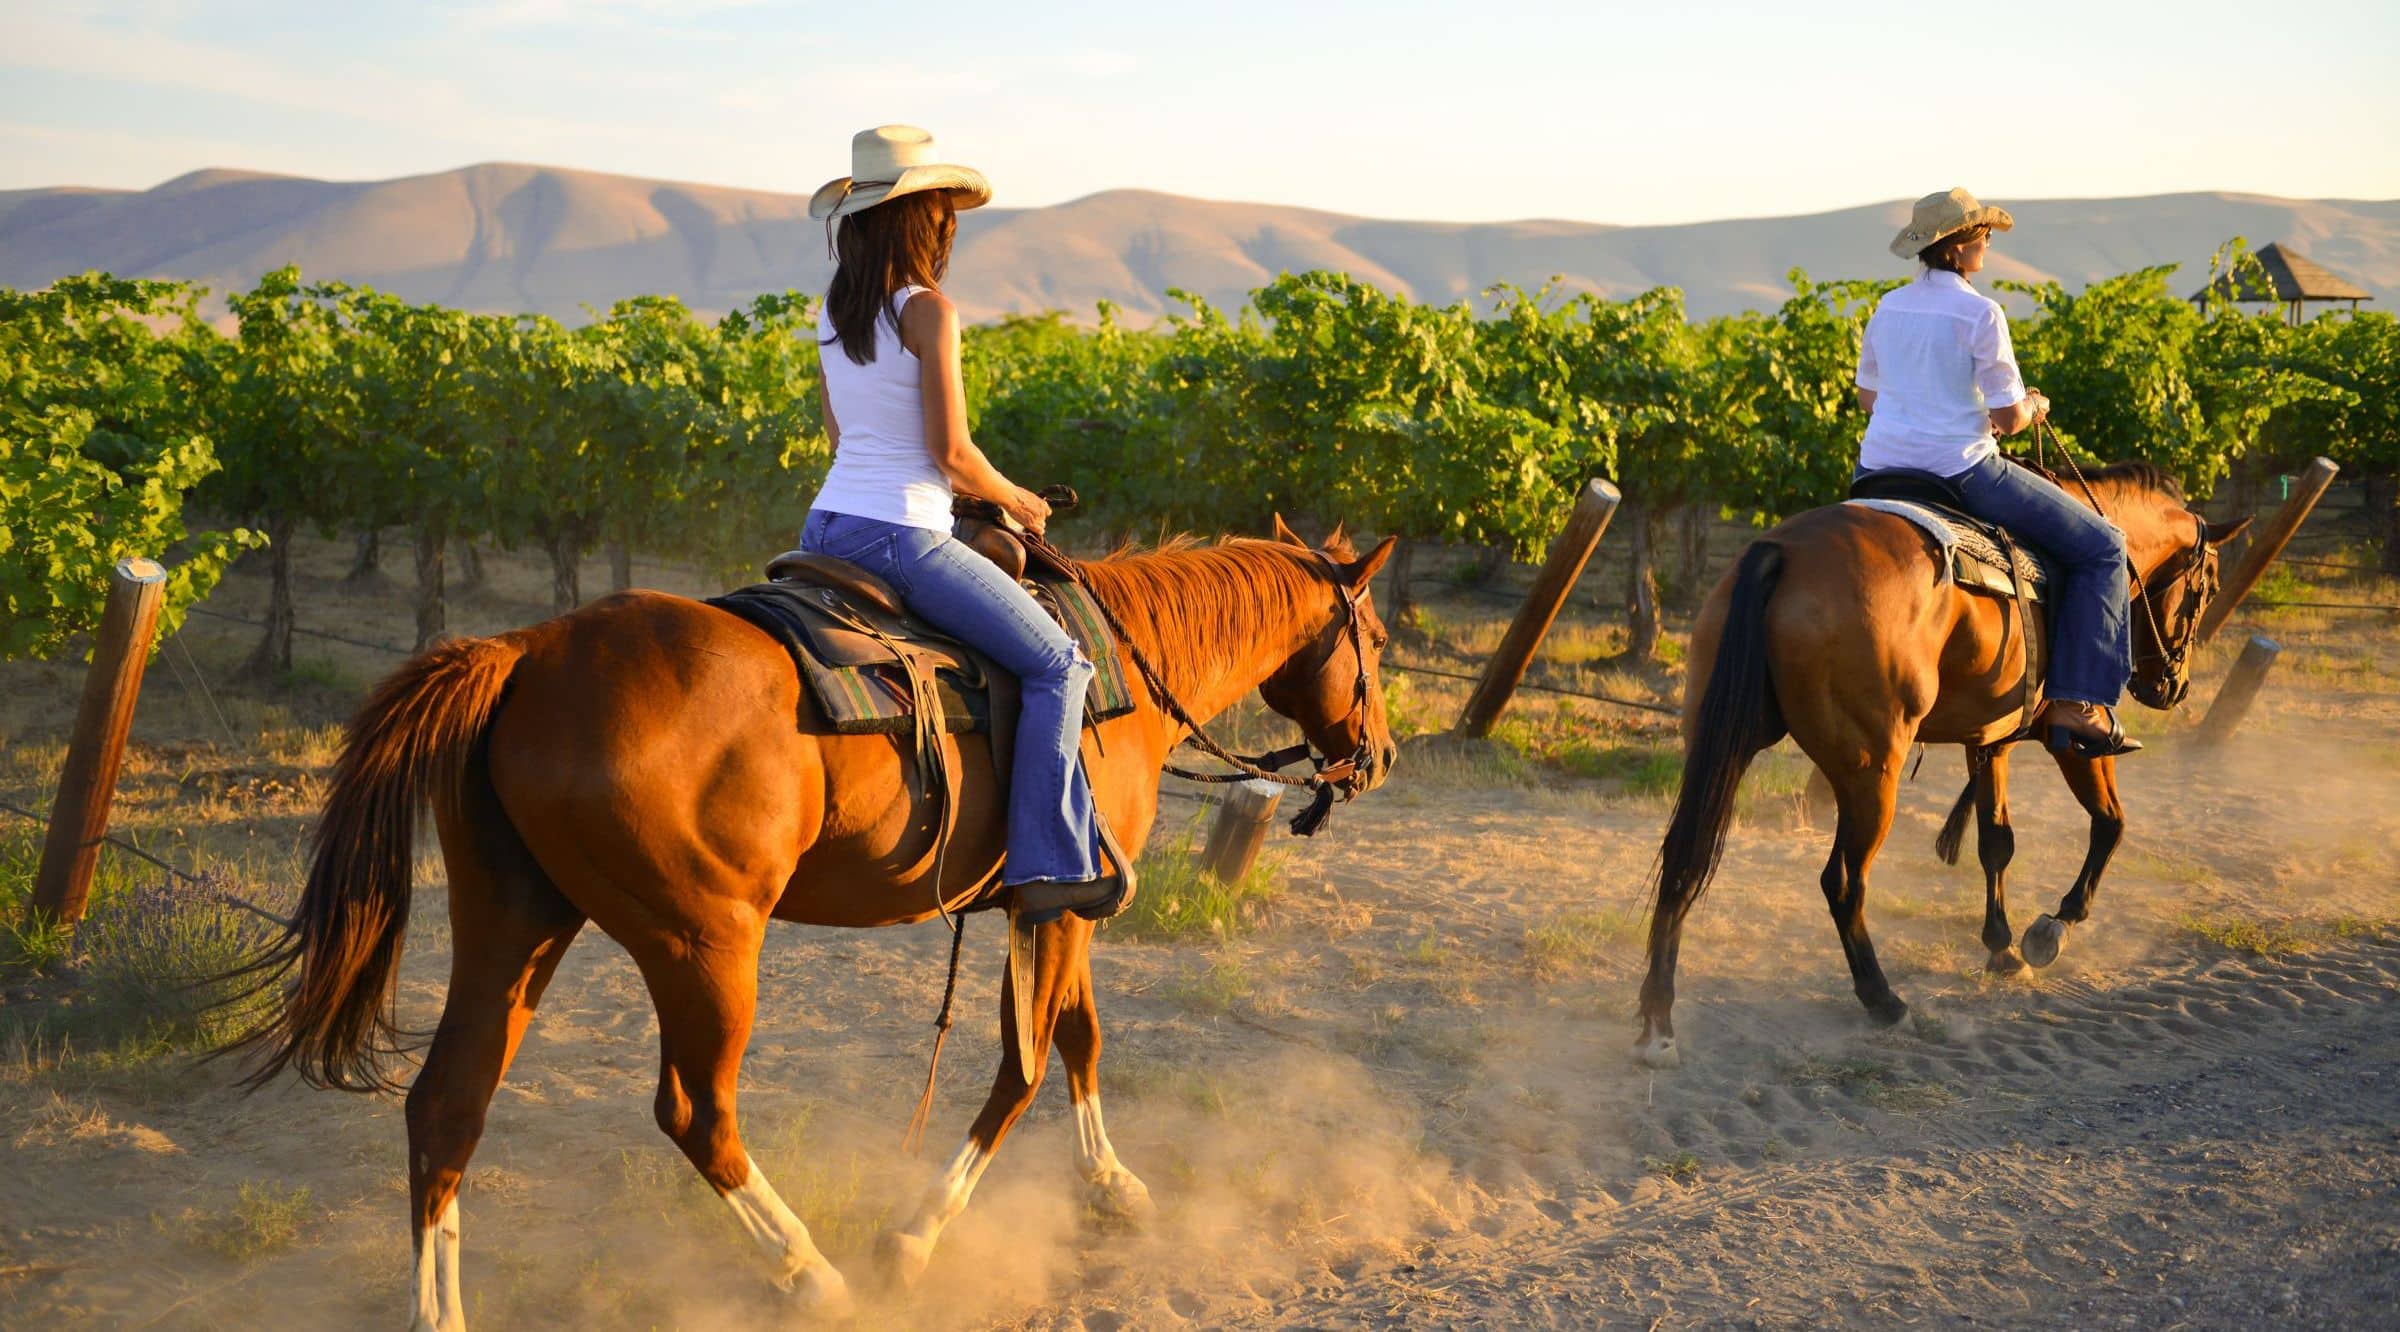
[1012,521,1380,837]
[2130,511,2218,687]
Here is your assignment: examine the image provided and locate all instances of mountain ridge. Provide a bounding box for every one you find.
[6,163,2394,325]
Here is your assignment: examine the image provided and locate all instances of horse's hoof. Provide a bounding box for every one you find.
[1635,1035,1682,1069]
[1986,946,2029,976]
[1866,995,1910,1028]
[2021,914,2069,969]
[1087,1168,1155,1228]
[876,1231,933,1293]
[786,1257,855,1321]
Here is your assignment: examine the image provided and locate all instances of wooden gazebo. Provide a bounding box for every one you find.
[2190,241,2373,324]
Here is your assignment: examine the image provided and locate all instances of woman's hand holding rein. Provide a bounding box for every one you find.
[1991,387,2051,438]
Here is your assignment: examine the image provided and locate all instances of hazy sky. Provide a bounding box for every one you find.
[6,0,2397,224]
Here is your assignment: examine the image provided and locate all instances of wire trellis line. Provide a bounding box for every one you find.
[183,605,418,658]
[0,799,293,929]
[1385,659,1681,716]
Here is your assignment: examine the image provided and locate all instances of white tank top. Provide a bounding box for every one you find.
[810,283,955,530]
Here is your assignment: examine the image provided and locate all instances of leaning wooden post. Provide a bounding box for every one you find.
[1455,479,1622,739]
[2198,456,2338,644]
[1201,779,1284,885]
[2196,635,2282,747]
[32,558,169,925]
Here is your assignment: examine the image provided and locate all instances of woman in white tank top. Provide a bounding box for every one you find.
[798,125,1127,922]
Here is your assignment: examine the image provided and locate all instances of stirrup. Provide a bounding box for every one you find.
[1012,813,1139,925]
[2043,705,2141,758]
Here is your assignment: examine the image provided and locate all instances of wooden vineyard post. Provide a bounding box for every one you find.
[1200,779,1284,884]
[32,558,169,925]
[2196,635,2282,747]
[2199,456,2338,644]
[1454,479,1623,739]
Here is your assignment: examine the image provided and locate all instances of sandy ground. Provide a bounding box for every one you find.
[4,534,2398,1329]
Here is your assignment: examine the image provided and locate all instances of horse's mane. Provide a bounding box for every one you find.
[2017,455,2185,505]
[1077,535,1338,699]
[2084,459,2184,502]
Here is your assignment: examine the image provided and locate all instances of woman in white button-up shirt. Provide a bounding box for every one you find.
[1854,189,2137,757]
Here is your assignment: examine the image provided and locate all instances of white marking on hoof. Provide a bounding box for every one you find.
[881,1136,994,1286]
[722,1154,846,1310]
[1636,1035,1682,1069]
[788,1258,855,1321]
[1072,1095,1153,1223]
[2022,914,2069,968]
[410,1196,464,1332]
[1089,1166,1154,1223]
[878,1228,935,1291]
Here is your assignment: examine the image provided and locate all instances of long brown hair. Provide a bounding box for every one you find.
[822,190,958,365]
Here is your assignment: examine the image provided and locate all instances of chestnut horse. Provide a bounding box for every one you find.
[229,523,1396,1328]
[1635,462,2245,1067]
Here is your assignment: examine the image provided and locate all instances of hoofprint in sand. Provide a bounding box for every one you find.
[3,530,2396,1327]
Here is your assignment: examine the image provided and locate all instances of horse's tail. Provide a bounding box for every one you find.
[1646,542,1787,961]
[221,635,524,1093]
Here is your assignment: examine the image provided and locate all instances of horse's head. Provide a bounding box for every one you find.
[2113,473,2251,709]
[1259,516,1400,795]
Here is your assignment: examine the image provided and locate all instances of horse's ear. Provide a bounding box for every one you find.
[2205,515,2253,548]
[1343,535,1399,587]
[1270,512,1307,547]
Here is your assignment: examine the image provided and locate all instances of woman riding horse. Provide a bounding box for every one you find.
[1634,189,2246,1068]
[1856,188,2139,757]
[801,124,1128,922]
[225,129,1401,1331]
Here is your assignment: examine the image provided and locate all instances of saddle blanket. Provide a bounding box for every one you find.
[1846,498,2051,603]
[707,573,1138,737]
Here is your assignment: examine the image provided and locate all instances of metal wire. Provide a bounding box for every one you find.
[0,799,293,928]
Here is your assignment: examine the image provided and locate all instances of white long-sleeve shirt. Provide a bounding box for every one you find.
[1855,269,2027,477]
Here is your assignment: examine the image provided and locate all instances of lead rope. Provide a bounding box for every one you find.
[902,915,967,1155]
[807,596,971,1154]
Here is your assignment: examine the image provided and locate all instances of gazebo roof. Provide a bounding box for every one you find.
[2191,241,2373,303]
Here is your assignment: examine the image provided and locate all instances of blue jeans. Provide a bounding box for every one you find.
[800,509,1099,886]
[1944,453,2131,708]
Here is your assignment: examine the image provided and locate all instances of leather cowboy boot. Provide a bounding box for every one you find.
[2043,700,2141,757]
[1013,810,1139,925]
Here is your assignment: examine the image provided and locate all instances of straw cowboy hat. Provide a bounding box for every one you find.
[808,125,991,222]
[1889,187,2014,260]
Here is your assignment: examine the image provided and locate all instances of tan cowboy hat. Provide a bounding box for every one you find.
[808,125,991,221]
[1889,187,2014,260]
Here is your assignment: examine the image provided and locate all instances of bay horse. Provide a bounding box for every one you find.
[1635,461,2245,1067]
[227,521,1396,1328]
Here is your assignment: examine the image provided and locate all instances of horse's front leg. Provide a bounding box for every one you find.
[880,914,1090,1289]
[1055,944,1152,1224]
[2022,750,2125,968]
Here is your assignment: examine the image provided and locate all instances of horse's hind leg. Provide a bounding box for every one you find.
[1820,750,1909,1025]
[1055,943,1151,1223]
[407,786,586,1332]
[633,920,853,1316]
[882,916,1088,1288]
[2022,751,2124,968]
[1976,747,2029,974]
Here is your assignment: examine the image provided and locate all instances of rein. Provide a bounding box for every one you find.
[1013,524,1374,838]
[2029,420,2214,685]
